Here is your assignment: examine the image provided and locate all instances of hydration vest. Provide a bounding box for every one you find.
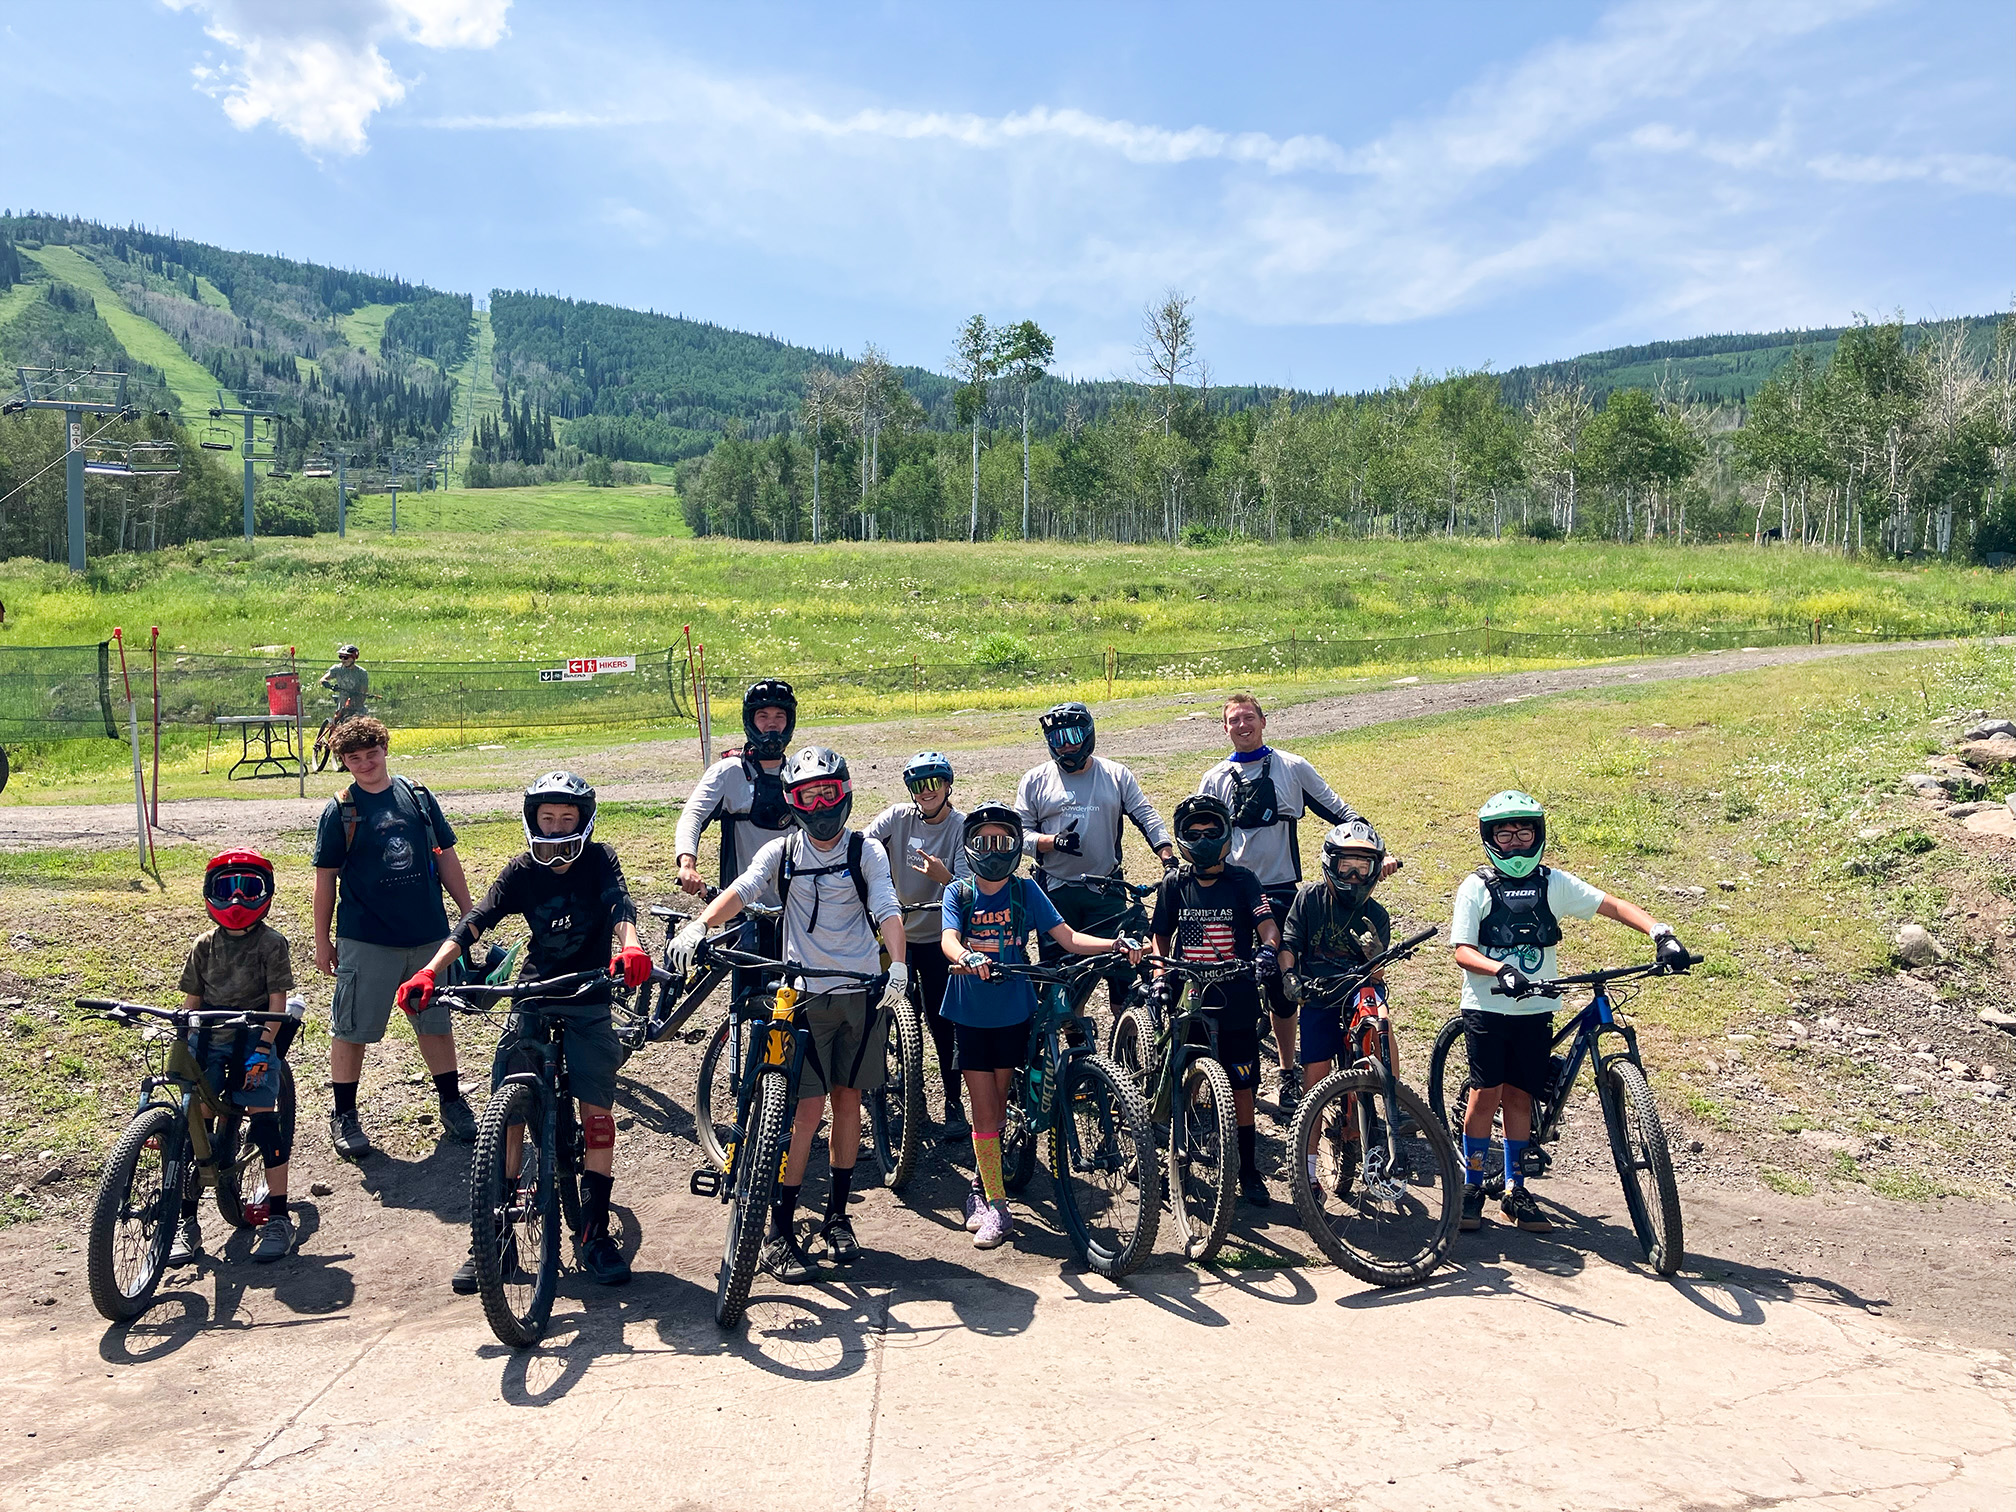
[1228,755,1280,830]
[778,831,872,926]
[1473,866,1562,951]
[746,759,791,831]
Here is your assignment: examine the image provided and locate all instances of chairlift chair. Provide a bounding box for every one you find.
[303,455,334,479]
[127,441,181,476]
[200,417,235,452]
[82,440,132,478]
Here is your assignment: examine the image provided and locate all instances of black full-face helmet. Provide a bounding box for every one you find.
[1039,702,1095,773]
[1171,792,1233,870]
[742,678,797,761]
[524,770,597,867]
[961,802,1024,882]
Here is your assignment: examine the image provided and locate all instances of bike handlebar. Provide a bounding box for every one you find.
[1296,926,1440,999]
[1050,873,1158,901]
[971,950,1129,986]
[437,966,667,1013]
[77,998,294,1029]
[701,946,886,988]
[1141,954,1254,982]
[1507,953,1702,999]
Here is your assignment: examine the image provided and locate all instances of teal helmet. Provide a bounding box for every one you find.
[1478,791,1546,878]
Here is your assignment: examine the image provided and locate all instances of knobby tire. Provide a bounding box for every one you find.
[717,1069,790,1328]
[1600,1057,1685,1275]
[1002,1099,1037,1193]
[695,1016,737,1172]
[870,998,925,1190]
[1049,1054,1160,1279]
[470,1081,558,1349]
[1170,1054,1237,1264]
[87,1104,179,1322]
[1290,1069,1459,1288]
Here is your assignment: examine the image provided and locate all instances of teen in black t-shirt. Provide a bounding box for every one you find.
[1149,795,1280,1205]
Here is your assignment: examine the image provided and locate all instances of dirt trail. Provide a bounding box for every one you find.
[2,636,1989,854]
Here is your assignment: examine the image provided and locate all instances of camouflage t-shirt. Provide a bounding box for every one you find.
[178,922,295,1011]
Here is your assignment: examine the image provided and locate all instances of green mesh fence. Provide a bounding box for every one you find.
[0,643,115,741]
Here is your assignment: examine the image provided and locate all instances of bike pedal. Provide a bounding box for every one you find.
[688,1168,723,1198]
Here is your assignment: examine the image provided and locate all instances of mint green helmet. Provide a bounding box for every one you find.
[1478,791,1547,878]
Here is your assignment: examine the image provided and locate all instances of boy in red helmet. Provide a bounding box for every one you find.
[173,851,298,1265]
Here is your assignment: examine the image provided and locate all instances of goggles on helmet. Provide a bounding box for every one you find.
[968,828,1018,854]
[1046,722,1091,752]
[1324,853,1378,886]
[788,778,851,812]
[529,832,589,867]
[206,870,272,908]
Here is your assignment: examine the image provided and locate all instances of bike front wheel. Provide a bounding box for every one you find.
[869,997,924,1190]
[470,1081,559,1349]
[312,720,336,773]
[215,1062,297,1229]
[1600,1057,1684,1275]
[1050,1054,1160,1278]
[1169,1055,1237,1264]
[1002,1096,1037,1193]
[1105,990,1160,1090]
[717,1068,790,1328]
[695,1015,738,1172]
[1290,1069,1459,1288]
[88,1104,180,1322]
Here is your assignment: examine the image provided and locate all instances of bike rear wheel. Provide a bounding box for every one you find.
[869,997,925,1190]
[1050,1054,1160,1278]
[1600,1057,1684,1275]
[1290,1069,1459,1288]
[1169,1055,1237,1264]
[312,720,335,773]
[215,1062,297,1229]
[717,1069,790,1328]
[1002,1096,1037,1193]
[88,1104,180,1322]
[695,1015,738,1171]
[470,1081,559,1349]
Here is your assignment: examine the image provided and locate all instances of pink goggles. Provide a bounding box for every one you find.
[787,778,851,812]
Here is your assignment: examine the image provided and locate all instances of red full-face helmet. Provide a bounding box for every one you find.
[204,850,275,931]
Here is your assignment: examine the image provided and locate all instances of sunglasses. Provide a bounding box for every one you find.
[905,775,948,795]
[1180,823,1227,842]
[788,779,850,812]
[208,873,271,905]
[1327,856,1377,884]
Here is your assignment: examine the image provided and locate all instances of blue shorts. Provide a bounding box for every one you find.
[185,1025,278,1112]
[1299,982,1387,1068]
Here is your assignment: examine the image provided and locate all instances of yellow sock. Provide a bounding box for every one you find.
[973,1131,1005,1204]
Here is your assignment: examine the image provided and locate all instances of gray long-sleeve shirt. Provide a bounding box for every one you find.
[862,802,970,944]
[674,754,793,885]
[1197,748,1357,889]
[1014,756,1171,885]
[727,829,901,990]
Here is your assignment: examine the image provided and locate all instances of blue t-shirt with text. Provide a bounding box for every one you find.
[940,876,1064,1028]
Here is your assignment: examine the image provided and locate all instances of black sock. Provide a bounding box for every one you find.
[332,1080,359,1116]
[579,1170,613,1242]
[180,1197,199,1220]
[826,1163,854,1221]
[431,1070,461,1103]
[268,1194,287,1221]
[772,1182,801,1241]
[943,1076,964,1118]
[1236,1124,1259,1179]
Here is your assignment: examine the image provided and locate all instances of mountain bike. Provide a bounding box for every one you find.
[310,703,371,773]
[439,965,665,1348]
[616,894,738,1068]
[1425,954,1700,1276]
[1107,956,1248,1263]
[979,953,1161,1278]
[865,900,939,1192]
[78,998,297,1322]
[685,943,886,1328]
[1037,871,1157,1021]
[1285,928,1458,1288]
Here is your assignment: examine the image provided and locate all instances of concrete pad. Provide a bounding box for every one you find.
[4,1249,2007,1512]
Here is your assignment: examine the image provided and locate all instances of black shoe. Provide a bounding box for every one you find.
[1460,1185,1485,1232]
[329,1109,371,1160]
[941,1108,972,1144]
[438,1095,479,1144]
[451,1249,480,1294]
[760,1234,815,1284]
[1499,1185,1554,1233]
[1239,1171,1272,1208]
[579,1234,631,1286]
[167,1216,203,1267]
[819,1214,860,1263]
[1276,1069,1302,1118]
[252,1213,295,1264]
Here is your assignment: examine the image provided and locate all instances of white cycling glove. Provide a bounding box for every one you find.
[669,919,708,978]
[883,960,911,1008]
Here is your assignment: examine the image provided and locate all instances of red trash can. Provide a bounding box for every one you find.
[266,673,300,716]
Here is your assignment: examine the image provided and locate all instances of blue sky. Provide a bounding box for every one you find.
[2,0,2009,390]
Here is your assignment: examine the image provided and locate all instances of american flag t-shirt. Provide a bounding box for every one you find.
[1177,905,1240,962]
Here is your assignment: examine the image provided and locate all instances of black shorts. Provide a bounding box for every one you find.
[1462,1009,1553,1099]
[954,1019,1030,1074]
[1201,1001,1262,1091]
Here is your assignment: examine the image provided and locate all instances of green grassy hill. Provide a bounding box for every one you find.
[19,245,222,419]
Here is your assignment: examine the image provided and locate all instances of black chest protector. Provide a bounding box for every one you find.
[745,760,791,832]
[1474,866,1562,950]
[1228,757,1280,830]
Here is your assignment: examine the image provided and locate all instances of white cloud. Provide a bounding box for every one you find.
[168,0,510,156]
[1809,151,2014,194]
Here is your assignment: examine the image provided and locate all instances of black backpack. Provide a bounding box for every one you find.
[333,776,440,883]
[1228,756,1280,830]
[778,831,872,919]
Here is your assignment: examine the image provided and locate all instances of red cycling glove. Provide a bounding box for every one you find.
[612,945,653,988]
[396,966,437,1014]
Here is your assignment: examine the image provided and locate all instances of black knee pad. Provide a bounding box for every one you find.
[248,1109,289,1167]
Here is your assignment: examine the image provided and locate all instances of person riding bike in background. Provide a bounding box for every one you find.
[1149,794,1280,1206]
[1275,820,1395,1190]
[864,751,971,1140]
[319,645,368,723]
[676,678,800,1012]
[1015,701,1173,1009]
[672,746,908,1283]
[941,803,1144,1251]
[170,850,298,1267]
[399,771,652,1291]
[1197,691,1397,1121]
[1449,791,1690,1236]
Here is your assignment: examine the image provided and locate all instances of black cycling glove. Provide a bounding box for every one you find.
[1494,964,1531,998]
[1050,821,1082,857]
[1656,931,1692,970]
